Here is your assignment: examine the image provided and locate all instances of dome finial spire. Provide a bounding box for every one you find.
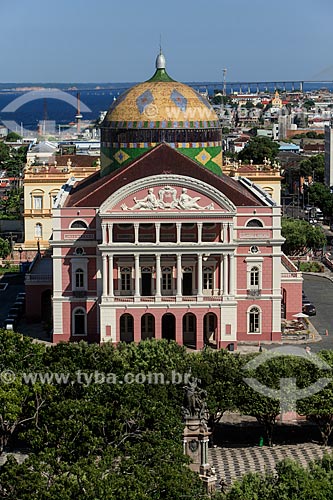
[156,37,166,70]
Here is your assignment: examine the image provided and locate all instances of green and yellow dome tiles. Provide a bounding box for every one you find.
[100,52,222,176]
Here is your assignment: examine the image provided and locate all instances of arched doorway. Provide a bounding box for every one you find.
[41,289,52,323]
[182,313,196,349]
[120,313,134,342]
[141,313,155,340]
[203,313,217,347]
[162,313,176,341]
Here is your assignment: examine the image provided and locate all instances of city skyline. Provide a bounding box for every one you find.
[1,0,333,83]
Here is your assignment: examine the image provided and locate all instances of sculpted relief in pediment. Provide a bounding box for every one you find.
[121,186,214,211]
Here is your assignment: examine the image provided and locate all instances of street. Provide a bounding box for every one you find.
[302,273,333,352]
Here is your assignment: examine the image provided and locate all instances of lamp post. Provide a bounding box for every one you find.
[18,246,23,263]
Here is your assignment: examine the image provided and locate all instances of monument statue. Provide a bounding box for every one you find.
[182,378,208,420]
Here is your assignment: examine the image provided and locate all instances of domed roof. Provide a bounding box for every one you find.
[103,53,219,129]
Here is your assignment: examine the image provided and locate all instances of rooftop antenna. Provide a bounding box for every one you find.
[159,34,162,54]
[76,92,83,134]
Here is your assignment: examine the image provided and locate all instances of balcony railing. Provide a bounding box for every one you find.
[281,272,302,279]
[104,294,223,303]
[25,274,53,283]
[73,290,87,298]
[247,289,261,298]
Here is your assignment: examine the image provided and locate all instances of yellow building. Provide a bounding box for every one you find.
[223,158,282,204]
[23,155,99,255]
[271,91,283,110]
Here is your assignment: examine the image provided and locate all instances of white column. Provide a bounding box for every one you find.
[197,253,203,297]
[229,253,235,296]
[223,253,228,295]
[220,223,224,242]
[176,253,182,297]
[102,224,107,245]
[102,255,108,296]
[229,222,234,243]
[107,223,113,244]
[223,223,228,243]
[219,255,223,295]
[134,254,140,297]
[108,254,114,297]
[155,254,161,297]
[134,224,139,245]
[155,223,160,244]
[176,223,181,244]
[197,222,203,244]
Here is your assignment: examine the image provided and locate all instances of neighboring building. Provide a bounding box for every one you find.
[26,141,58,165]
[39,53,301,348]
[325,123,333,187]
[223,158,283,204]
[23,155,99,255]
[278,142,300,153]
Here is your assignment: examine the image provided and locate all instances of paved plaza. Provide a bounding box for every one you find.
[209,443,332,487]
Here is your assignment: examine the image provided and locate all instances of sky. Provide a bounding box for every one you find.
[1,0,333,83]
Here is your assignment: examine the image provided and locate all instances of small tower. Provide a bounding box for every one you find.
[76,92,83,134]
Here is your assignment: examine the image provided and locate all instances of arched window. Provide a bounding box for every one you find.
[75,268,84,288]
[250,266,259,287]
[73,308,86,335]
[141,314,155,340]
[70,220,88,229]
[35,223,42,238]
[120,314,134,342]
[246,219,263,228]
[249,307,260,333]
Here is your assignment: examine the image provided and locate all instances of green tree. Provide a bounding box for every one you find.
[308,182,333,216]
[189,348,242,437]
[303,99,315,111]
[0,142,10,165]
[298,350,333,445]
[281,218,326,255]
[0,237,11,258]
[6,132,22,142]
[238,136,279,164]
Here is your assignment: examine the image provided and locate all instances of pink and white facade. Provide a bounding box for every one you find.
[50,144,302,349]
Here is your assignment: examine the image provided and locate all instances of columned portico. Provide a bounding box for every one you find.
[100,251,236,302]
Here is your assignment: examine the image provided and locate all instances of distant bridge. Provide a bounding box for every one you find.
[225,80,333,93]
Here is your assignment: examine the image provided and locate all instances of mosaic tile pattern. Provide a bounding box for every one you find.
[209,444,332,487]
[103,81,219,125]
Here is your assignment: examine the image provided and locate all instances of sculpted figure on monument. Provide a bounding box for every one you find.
[182,378,207,419]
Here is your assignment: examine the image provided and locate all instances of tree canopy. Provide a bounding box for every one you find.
[238,136,280,164]
[281,218,326,255]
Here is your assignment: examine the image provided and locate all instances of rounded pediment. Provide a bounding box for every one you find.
[99,175,236,215]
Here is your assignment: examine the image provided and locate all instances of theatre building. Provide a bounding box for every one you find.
[48,53,302,348]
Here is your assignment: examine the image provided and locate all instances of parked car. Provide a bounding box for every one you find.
[302,303,316,316]
[4,318,17,330]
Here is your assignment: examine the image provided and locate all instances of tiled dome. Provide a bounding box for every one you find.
[100,53,222,176]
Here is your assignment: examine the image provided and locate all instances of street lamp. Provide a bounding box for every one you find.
[18,246,23,263]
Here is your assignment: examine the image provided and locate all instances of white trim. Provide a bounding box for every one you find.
[247,305,262,334]
[99,175,237,215]
[244,217,265,228]
[72,306,87,336]
[71,257,88,291]
[69,219,89,229]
